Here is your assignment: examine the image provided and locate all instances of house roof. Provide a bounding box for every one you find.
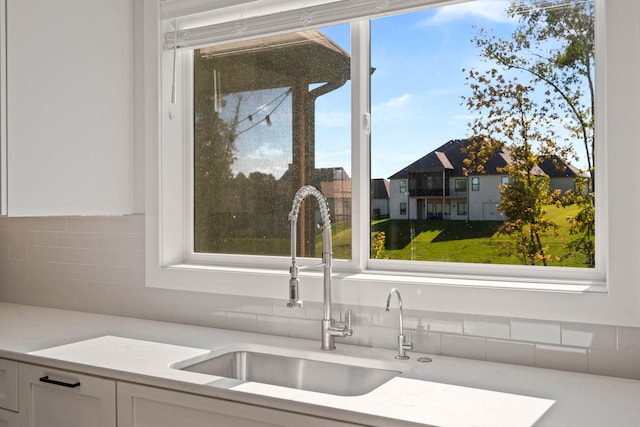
[315,167,351,182]
[371,179,390,199]
[387,138,573,180]
[280,165,351,184]
[197,29,350,92]
[538,155,589,178]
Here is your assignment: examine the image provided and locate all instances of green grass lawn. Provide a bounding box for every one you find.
[371,204,593,268]
[204,204,592,268]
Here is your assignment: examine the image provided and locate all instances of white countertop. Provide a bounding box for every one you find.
[1,302,639,426]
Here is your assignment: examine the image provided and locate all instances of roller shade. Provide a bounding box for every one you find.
[163,0,463,50]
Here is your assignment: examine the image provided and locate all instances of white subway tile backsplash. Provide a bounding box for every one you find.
[27,218,48,231]
[422,312,464,334]
[561,322,616,351]
[198,311,227,329]
[272,302,307,319]
[588,349,640,379]
[242,299,273,315]
[463,314,511,339]
[88,218,110,233]
[535,345,588,373]
[17,230,37,246]
[617,327,640,354]
[486,339,535,366]
[289,318,318,340]
[227,312,258,332]
[27,246,47,262]
[109,216,137,233]
[36,231,57,247]
[441,334,486,360]
[56,232,77,248]
[46,218,67,232]
[412,331,441,355]
[511,318,561,344]
[256,315,289,337]
[46,248,67,264]
[2,214,640,380]
[357,306,382,327]
[357,325,398,349]
[66,218,89,232]
[303,301,324,321]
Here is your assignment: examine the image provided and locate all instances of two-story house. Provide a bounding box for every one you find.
[387,139,587,221]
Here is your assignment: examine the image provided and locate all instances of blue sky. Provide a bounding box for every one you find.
[227,1,589,181]
[315,0,518,180]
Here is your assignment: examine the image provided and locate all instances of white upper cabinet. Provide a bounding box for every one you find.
[4,0,134,216]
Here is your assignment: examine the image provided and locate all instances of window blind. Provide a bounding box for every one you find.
[163,0,463,50]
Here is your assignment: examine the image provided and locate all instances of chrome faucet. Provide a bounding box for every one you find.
[385,288,413,359]
[287,185,352,350]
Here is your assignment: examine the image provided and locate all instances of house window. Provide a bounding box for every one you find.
[399,180,407,194]
[457,202,467,216]
[400,202,407,216]
[455,179,467,192]
[501,176,512,186]
[147,0,640,325]
[471,177,480,191]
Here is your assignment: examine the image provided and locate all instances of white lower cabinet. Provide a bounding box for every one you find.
[18,363,116,427]
[7,361,365,427]
[118,382,361,427]
[0,358,18,427]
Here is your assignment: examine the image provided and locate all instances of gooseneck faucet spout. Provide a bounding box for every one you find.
[386,288,413,359]
[287,185,352,350]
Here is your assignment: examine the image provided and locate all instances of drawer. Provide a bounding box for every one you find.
[0,359,18,412]
[19,363,116,427]
[0,407,19,427]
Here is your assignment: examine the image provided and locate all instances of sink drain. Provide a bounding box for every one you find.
[417,356,433,363]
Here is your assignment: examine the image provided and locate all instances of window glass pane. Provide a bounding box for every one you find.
[370,0,595,268]
[193,25,352,259]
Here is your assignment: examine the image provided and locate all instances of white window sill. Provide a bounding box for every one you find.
[146,262,638,327]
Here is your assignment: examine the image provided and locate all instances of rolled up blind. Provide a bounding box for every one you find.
[163,0,461,50]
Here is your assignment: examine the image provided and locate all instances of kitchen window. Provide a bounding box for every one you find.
[144,0,640,326]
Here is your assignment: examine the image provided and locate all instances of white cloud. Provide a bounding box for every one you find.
[316,110,350,128]
[422,0,515,26]
[372,94,412,121]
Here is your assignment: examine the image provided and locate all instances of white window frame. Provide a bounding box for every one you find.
[142,0,640,327]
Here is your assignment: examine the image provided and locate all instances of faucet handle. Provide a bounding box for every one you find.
[344,309,353,336]
[402,332,413,350]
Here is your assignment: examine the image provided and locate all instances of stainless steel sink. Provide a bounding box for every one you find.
[175,347,405,396]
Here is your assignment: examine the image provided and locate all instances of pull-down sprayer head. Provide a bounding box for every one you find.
[287,185,332,308]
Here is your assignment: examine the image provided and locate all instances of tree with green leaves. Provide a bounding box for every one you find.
[474,0,595,185]
[462,69,561,266]
[193,52,241,253]
[467,0,595,266]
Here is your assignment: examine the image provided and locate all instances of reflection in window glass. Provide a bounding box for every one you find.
[370,1,595,267]
[193,26,352,259]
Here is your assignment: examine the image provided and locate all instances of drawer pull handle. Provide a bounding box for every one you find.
[39,375,81,388]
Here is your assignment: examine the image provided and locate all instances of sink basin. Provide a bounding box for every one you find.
[174,345,405,396]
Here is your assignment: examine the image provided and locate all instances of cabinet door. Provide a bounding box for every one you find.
[19,363,116,427]
[118,382,361,427]
[5,0,134,216]
[0,359,17,412]
[0,408,18,427]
